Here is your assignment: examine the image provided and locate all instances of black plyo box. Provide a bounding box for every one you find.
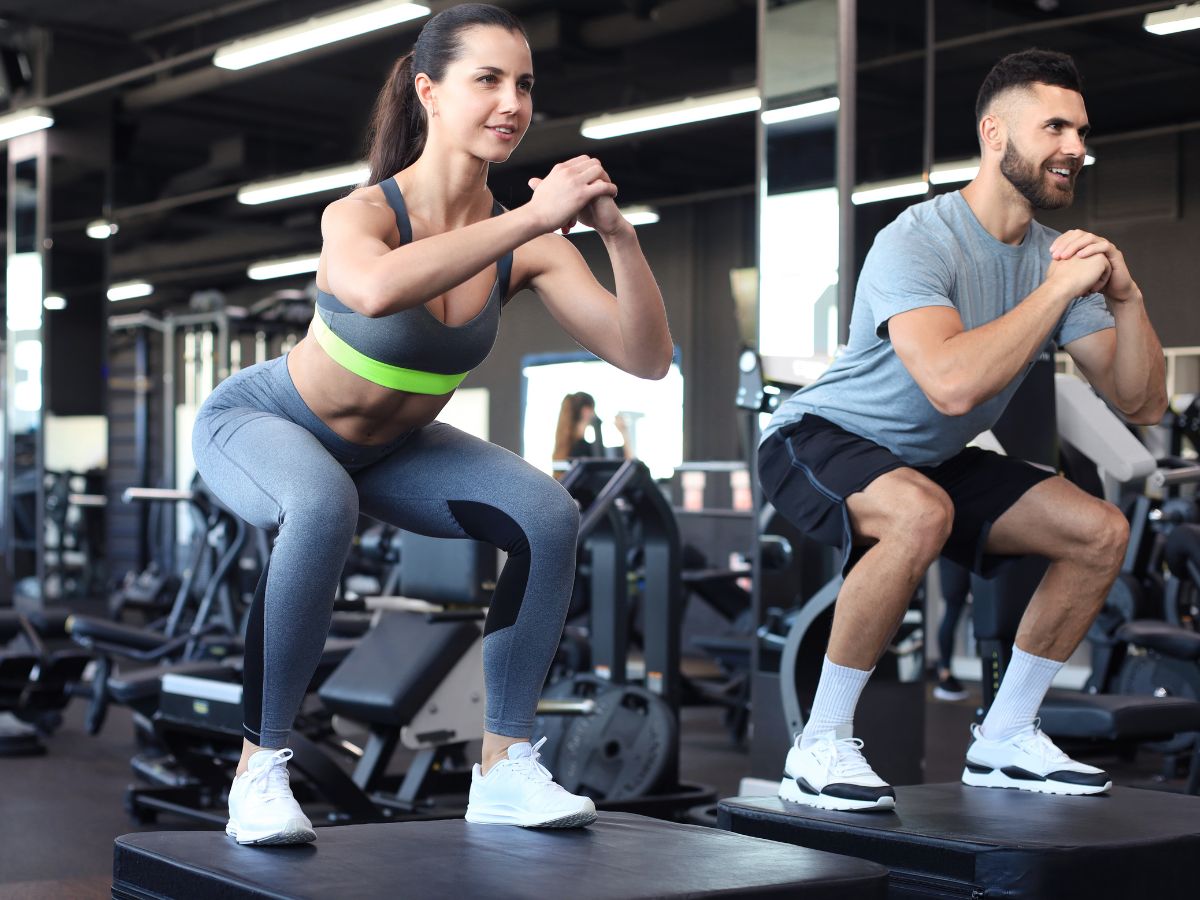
[719,785,1200,899]
[113,813,889,900]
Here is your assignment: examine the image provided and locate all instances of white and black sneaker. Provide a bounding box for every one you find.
[465,737,597,828]
[962,722,1111,796]
[226,748,316,846]
[779,728,896,812]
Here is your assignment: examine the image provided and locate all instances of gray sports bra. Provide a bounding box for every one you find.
[311,178,513,394]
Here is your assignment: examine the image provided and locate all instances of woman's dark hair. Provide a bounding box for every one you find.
[975,49,1082,124]
[553,392,596,463]
[365,3,527,185]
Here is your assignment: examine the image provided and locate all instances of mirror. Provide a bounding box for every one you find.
[758,0,841,383]
[5,142,47,600]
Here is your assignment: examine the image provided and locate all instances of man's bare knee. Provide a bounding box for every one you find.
[1045,502,1128,599]
[878,480,953,565]
[1083,504,1129,576]
[852,471,954,569]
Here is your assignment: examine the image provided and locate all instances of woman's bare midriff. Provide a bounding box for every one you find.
[286,334,453,446]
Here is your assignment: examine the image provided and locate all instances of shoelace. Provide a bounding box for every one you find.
[249,748,295,802]
[512,737,559,786]
[1011,723,1069,768]
[809,737,878,779]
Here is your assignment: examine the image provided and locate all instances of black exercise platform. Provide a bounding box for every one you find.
[112,813,889,900]
[719,784,1200,899]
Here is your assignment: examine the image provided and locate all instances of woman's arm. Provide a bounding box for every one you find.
[520,185,672,380]
[323,158,617,318]
[321,194,543,318]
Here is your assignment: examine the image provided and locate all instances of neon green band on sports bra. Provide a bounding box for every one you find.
[310,313,468,394]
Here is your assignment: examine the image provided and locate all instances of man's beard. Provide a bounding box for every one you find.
[999,138,1076,210]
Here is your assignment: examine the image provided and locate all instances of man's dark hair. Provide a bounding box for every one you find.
[975,49,1082,122]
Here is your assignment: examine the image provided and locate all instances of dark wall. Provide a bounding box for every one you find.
[46,287,106,416]
[466,193,756,461]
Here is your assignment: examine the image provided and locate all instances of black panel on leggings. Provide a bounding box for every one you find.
[447,500,531,637]
[242,564,267,743]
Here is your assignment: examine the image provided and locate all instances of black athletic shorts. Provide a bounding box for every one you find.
[758,414,1055,576]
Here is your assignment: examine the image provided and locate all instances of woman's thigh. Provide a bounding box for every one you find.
[193,406,358,531]
[352,422,577,541]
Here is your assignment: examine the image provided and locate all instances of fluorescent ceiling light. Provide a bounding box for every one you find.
[0,106,54,142]
[214,1,430,70]
[568,205,660,234]
[43,294,67,311]
[108,281,154,302]
[87,219,119,239]
[1144,3,1200,34]
[238,163,370,205]
[581,88,760,140]
[248,253,320,280]
[851,178,928,205]
[930,158,981,185]
[761,97,840,125]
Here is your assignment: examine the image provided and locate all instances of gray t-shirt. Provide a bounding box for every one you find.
[763,191,1113,466]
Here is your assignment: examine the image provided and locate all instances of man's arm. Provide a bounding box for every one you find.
[1062,294,1167,425]
[1048,229,1168,425]
[888,252,1110,416]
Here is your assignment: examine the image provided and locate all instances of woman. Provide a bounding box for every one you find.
[193,3,672,845]
[551,392,633,468]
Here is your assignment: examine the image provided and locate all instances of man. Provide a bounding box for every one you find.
[759,49,1166,811]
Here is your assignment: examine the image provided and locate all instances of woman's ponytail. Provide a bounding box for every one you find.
[365,52,425,185]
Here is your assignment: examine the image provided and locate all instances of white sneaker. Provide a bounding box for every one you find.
[779,728,896,812]
[962,722,1111,796]
[465,737,597,828]
[226,748,317,845]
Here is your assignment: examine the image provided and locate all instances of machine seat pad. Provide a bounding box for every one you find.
[1038,688,1200,739]
[108,661,235,705]
[1115,620,1200,660]
[318,611,479,726]
[67,616,170,653]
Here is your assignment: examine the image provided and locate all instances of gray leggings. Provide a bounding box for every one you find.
[192,355,579,748]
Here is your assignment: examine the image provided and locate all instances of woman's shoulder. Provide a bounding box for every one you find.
[321,185,397,239]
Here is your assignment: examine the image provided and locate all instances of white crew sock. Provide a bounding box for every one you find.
[980,644,1062,741]
[800,655,873,748]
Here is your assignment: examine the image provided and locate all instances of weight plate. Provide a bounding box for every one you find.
[534,673,676,801]
[533,675,593,772]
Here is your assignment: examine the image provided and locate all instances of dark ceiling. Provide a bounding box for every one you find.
[855,0,1200,181]
[0,0,1196,308]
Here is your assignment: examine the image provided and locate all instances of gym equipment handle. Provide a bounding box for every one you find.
[535,698,598,715]
[1149,466,1200,490]
[68,493,107,507]
[122,487,196,503]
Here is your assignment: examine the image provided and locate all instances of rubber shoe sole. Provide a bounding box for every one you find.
[465,804,597,828]
[226,818,316,846]
[933,685,969,702]
[778,776,895,812]
[961,766,1111,796]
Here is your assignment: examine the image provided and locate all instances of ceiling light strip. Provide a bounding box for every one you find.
[214,1,431,70]
[238,163,370,205]
[581,88,760,140]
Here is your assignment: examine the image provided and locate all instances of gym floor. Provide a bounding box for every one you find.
[3,679,1186,899]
